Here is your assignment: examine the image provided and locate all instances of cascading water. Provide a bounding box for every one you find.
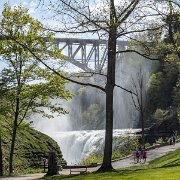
[48,129,141,164]
[31,51,157,164]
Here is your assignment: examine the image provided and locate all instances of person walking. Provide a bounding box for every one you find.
[138,146,142,163]
[136,149,140,163]
[142,147,147,163]
[133,148,137,163]
[172,135,176,145]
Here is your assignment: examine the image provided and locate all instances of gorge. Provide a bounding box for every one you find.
[31,51,157,164]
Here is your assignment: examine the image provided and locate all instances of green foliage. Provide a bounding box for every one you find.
[0,68,72,120]
[148,62,178,111]
[131,4,179,118]
[112,135,139,159]
[147,5,179,115]
[80,154,103,165]
[0,3,62,60]
[153,109,168,119]
[0,3,72,126]
[82,104,100,122]
[172,74,180,107]
[80,135,138,165]
[155,137,164,145]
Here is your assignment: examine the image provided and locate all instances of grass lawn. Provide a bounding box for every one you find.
[43,149,180,180]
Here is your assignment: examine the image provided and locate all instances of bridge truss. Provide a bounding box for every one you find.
[51,38,128,72]
[0,35,128,72]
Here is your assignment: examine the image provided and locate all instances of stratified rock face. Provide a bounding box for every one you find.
[2,125,66,172]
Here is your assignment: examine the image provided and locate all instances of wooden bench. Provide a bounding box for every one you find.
[63,165,87,175]
[63,163,98,175]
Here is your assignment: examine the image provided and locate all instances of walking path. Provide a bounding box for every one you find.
[112,142,180,169]
[1,142,180,180]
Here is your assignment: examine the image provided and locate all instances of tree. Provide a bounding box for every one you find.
[0,4,72,174]
[1,0,169,172]
[36,0,143,172]
[0,127,2,176]
[37,0,162,171]
[130,68,149,147]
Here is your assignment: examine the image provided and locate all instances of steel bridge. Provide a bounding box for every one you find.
[50,38,128,72]
[0,35,128,72]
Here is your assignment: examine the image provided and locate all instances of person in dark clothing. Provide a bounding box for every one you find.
[172,135,176,145]
[136,149,140,163]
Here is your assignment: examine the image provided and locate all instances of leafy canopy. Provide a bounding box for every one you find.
[0,4,72,125]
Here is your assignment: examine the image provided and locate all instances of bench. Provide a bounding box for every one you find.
[63,165,87,175]
[63,163,98,175]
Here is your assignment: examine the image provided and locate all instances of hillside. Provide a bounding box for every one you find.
[1,122,66,174]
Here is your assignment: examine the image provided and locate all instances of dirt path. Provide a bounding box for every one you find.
[1,142,180,180]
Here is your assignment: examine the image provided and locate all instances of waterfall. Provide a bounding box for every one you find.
[31,51,157,164]
[49,129,141,165]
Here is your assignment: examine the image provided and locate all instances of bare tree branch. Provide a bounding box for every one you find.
[116,49,160,61]
[117,0,140,26]
[43,27,101,34]
[69,71,107,78]
[117,24,165,38]
[115,84,137,96]
[56,0,109,33]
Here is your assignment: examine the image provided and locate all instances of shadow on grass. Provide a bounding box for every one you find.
[41,164,180,180]
[42,173,92,180]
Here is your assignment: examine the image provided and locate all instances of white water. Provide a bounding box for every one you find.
[48,129,141,165]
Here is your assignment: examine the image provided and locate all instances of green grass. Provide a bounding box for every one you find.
[43,166,180,180]
[43,149,180,180]
[149,149,180,168]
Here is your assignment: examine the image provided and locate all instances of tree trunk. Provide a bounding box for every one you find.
[9,126,17,174]
[9,97,20,174]
[46,152,58,176]
[141,111,145,147]
[98,11,117,171]
[0,133,3,176]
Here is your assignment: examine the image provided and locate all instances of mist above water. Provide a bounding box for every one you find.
[32,52,156,132]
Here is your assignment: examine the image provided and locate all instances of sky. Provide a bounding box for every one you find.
[0,0,83,72]
[0,0,42,18]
